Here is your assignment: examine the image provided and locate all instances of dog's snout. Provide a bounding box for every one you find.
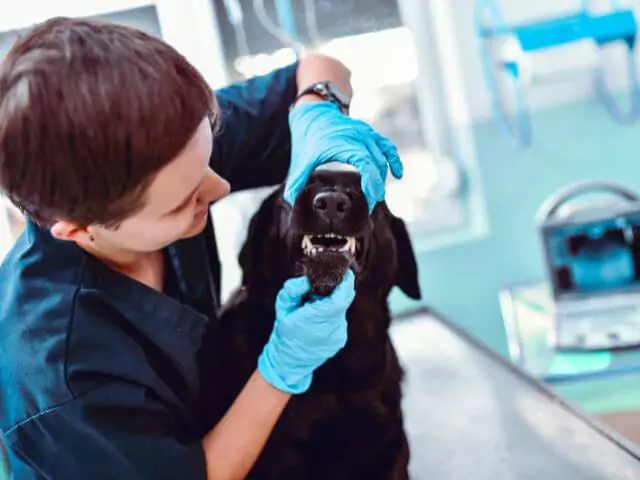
[313,191,351,222]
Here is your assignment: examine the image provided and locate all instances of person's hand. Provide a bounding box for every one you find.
[284,101,404,212]
[257,270,356,394]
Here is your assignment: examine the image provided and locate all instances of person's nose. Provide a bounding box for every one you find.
[198,168,230,205]
[313,191,351,223]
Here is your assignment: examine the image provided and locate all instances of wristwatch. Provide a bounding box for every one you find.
[294,81,351,115]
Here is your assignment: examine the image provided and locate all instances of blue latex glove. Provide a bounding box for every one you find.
[258,270,356,394]
[284,101,404,212]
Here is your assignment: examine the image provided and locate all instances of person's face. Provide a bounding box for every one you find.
[103,116,230,252]
[52,115,230,254]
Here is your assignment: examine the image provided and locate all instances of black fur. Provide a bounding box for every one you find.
[214,170,421,479]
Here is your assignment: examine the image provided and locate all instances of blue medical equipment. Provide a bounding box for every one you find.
[303,0,323,46]
[253,0,306,54]
[536,181,640,350]
[476,1,640,149]
[274,0,299,42]
[222,0,315,74]
[221,0,307,60]
[222,0,251,58]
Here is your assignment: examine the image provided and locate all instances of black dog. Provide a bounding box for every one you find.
[214,168,421,479]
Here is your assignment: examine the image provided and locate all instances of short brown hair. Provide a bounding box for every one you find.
[0,17,217,227]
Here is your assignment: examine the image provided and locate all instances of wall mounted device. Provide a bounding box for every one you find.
[536,181,640,350]
[476,0,640,149]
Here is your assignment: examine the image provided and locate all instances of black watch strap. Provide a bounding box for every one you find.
[294,81,350,115]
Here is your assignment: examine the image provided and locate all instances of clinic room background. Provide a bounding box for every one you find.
[2,0,640,474]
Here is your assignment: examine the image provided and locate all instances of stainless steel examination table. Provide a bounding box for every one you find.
[391,309,640,480]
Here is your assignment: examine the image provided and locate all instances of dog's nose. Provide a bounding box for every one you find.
[313,191,351,222]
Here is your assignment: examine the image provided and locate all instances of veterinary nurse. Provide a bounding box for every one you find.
[0,17,402,479]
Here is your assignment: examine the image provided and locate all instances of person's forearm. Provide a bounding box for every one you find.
[295,53,353,106]
[202,370,290,480]
[211,54,352,193]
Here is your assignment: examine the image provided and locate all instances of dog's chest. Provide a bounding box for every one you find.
[216,296,409,479]
[282,384,397,435]
[258,388,399,474]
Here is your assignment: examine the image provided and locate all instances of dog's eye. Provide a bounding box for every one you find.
[345,189,362,201]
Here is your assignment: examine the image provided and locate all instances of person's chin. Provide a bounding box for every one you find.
[181,210,209,239]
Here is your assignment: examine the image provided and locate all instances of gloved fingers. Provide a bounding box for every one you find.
[374,133,403,179]
[329,141,385,212]
[288,100,340,126]
[283,166,312,206]
[333,268,356,300]
[318,319,348,348]
[257,347,313,394]
[268,320,345,369]
[276,276,311,316]
[357,134,394,211]
[361,132,390,179]
[359,167,386,213]
[307,270,356,318]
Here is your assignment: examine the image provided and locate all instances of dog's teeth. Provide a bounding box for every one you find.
[302,233,355,255]
[340,237,356,254]
[338,236,353,252]
[302,235,313,256]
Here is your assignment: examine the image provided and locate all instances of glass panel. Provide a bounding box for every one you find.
[0,2,466,292]
[210,0,465,300]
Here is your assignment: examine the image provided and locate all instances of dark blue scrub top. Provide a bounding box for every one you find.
[0,62,298,479]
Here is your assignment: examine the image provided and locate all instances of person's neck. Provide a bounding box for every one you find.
[80,242,165,290]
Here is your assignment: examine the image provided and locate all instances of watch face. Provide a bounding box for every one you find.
[324,81,350,107]
[296,81,350,114]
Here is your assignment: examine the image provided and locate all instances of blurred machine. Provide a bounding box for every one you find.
[536,181,640,350]
[214,0,403,79]
[475,0,640,149]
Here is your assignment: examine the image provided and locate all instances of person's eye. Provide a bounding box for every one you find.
[175,203,192,215]
[168,196,195,216]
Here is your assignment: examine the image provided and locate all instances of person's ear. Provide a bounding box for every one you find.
[50,220,93,243]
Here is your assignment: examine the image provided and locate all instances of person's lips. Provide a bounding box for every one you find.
[194,208,208,219]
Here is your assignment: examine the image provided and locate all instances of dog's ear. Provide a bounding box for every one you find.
[390,215,421,300]
[238,187,283,283]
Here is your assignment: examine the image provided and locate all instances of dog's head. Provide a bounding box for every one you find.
[238,168,421,301]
